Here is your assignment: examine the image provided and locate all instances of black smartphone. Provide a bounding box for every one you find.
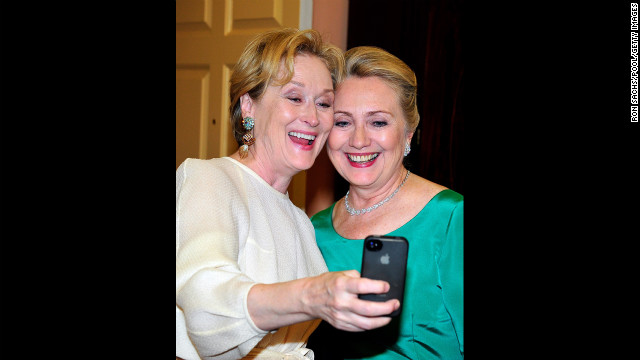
[358,235,408,317]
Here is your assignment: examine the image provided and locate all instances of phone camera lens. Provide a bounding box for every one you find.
[366,239,383,251]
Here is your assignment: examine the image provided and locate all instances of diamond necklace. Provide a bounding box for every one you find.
[344,170,411,216]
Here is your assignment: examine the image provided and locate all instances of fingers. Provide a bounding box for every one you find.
[356,298,400,317]
[347,276,390,296]
[330,298,399,331]
[308,271,401,332]
[331,271,399,316]
[334,313,393,332]
[331,269,390,294]
[341,269,360,278]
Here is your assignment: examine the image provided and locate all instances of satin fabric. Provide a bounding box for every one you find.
[309,190,464,359]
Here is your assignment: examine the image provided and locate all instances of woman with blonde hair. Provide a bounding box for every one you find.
[176,31,399,360]
[310,46,464,359]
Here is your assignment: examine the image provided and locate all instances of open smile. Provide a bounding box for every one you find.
[288,131,316,146]
[346,153,379,166]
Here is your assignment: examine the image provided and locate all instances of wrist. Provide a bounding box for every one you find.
[296,276,314,317]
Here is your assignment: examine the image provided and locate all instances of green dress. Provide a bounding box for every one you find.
[309,189,464,359]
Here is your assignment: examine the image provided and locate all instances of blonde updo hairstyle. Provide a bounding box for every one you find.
[342,46,420,133]
[229,28,345,145]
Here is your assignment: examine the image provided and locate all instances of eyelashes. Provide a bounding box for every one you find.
[333,118,389,128]
[334,120,349,127]
[286,96,333,109]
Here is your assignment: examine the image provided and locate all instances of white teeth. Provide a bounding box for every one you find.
[288,132,316,141]
[347,153,379,163]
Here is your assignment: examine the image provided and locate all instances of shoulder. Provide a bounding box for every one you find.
[430,190,464,235]
[177,157,240,182]
[428,189,463,221]
[177,157,235,174]
[311,203,335,227]
[402,175,463,223]
[402,174,449,208]
[435,188,464,206]
[310,203,339,244]
[176,158,244,200]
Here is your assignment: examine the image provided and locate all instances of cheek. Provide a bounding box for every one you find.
[377,132,403,151]
[326,130,345,151]
[318,112,334,130]
[376,134,392,149]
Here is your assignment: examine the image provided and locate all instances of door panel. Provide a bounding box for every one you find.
[176,67,210,168]
[176,0,308,208]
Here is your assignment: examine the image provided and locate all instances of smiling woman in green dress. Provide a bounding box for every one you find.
[309,46,464,359]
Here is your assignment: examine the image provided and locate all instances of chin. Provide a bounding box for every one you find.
[342,167,376,185]
[296,156,318,171]
[289,149,318,171]
[296,160,315,171]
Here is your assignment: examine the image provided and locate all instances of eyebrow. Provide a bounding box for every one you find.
[334,110,392,117]
[288,81,334,94]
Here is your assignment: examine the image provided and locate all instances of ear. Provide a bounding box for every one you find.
[240,93,254,118]
[406,131,414,145]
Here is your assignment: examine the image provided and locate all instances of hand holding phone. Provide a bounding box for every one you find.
[358,235,408,317]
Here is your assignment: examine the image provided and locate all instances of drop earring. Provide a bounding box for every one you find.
[404,142,411,157]
[239,117,255,159]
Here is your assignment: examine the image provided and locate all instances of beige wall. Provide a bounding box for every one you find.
[312,0,349,50]
[176,0,349,216]
[305,0,349,217]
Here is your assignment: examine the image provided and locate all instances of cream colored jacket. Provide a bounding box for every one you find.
[176,157,328,360]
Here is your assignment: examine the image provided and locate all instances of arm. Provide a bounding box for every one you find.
[248,270,399,332]
[439,199,464,355]
[176,160,267,358]
[177,160,397,359]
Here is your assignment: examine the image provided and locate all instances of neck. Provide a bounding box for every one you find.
[231,150,294,194]
[345,169,410,214]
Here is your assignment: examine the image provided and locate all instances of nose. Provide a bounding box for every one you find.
[302,103,319,127]
[349,123,369,149]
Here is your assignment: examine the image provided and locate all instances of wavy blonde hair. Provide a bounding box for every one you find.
[343,46,419,133]
[229,28,345,145]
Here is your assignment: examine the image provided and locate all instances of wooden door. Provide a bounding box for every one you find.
[176,0,309,208]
